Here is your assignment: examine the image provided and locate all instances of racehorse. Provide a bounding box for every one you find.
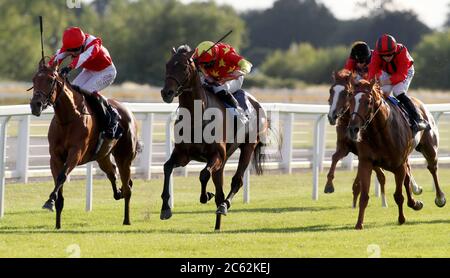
[326,69,388,207]
[29,59,140,229]
[160,45,271,230]
[347,79,446,229]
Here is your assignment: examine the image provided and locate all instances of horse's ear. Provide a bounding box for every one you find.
[369,78,376,88]
[332,71,336,81]
[172,47,176,55]
[187,49,195,59]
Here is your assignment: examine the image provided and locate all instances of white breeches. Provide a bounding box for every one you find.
[72,64,117,93]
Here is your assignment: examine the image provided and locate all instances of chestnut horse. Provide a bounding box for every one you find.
[326,70,423,207]
[29,60,140,229]
[160,45,271,230]
[347,79,446,229]
[326,70,388,207]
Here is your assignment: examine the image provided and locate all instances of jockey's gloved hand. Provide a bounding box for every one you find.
[60,66,72,77]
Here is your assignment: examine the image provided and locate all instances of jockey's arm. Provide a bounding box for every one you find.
[238,59,253,74]
[213,75,244,94]
[69,43,101,69]
[48,49,70,67]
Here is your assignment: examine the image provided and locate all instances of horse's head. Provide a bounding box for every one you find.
[161,45,196,103]
[328,69,354,125]
[347,79,378,142]
[30,59,61,116]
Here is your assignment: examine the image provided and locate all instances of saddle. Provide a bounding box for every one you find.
[386,96,413,128]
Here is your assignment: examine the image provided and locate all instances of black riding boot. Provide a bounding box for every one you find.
[396,93,429,133]
[92,93,122,156]
[94,92,122,139]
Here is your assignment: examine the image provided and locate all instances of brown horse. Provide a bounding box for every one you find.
[326,70,388,207]
[29,60,140,229]
[160,45,271,231]
[347,79,446,229]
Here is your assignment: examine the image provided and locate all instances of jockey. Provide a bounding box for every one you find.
[48,27,121,147]
[368,34,429,132]
[193,41,253,124]
[344,41,372,80]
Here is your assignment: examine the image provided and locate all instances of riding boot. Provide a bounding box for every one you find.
[396,93,429,133]
[93,91,122,140]
[216,90,248,125]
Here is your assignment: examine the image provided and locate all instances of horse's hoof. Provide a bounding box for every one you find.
[55,224,61,230]
[324,184,335,194]
[160,209,172,220]
[355,223,363,230]
[435,196,446,208]
[398,216,406,225]
[123,220,131,225]
[413,201,424,211]
[113,191,123,200]
[216,203,228,215]
[207,192,215,201]
[42,199,55,212]
[200,192,214,204]
[413,186,423,195]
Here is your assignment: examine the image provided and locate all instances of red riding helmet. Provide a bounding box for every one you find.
[193,41,218,64]
[376,34,397,55]
[62,27,86,50]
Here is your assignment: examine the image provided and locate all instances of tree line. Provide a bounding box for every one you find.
[0,0,449,89]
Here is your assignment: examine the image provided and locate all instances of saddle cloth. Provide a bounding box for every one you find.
[386,96,413,127]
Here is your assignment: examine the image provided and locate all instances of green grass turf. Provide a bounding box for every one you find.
[0,168,449,257]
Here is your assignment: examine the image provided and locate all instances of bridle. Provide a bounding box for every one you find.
[350,90,384,132]
[164,56,195,96]
[32,70,64,108]
[330,83,352,120]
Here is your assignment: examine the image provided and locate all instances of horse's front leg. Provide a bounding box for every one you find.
[324,144,349,193]
[160,150,188,220]
[44,148,83,229]
[355,159,373,230]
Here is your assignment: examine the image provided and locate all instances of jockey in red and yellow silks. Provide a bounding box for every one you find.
[367,34,428,132]
[193,41,252,123]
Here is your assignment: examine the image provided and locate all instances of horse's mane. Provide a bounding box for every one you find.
[176,45,191,54]
[336,69,352,79]
[354,79,383,102]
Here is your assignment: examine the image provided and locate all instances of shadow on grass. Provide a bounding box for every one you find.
[174,206,341,215]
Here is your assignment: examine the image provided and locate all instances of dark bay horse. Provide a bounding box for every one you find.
[326,70,388,207]
[29,60,140,229]
[347,79,446,229]
[160,45,271,230]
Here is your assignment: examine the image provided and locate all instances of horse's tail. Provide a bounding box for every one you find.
[252,118,283,175]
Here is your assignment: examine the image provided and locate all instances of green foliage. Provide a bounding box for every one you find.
[0,0,246,85]
[413,31,450,89]
[260,43,347,84]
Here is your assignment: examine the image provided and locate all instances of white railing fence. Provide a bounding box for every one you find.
[1,103,450,217]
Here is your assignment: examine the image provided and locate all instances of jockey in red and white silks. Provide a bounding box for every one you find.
[49,27,116,93]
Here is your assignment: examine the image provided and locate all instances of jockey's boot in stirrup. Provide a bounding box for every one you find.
[217,90,248,125]
[397,93,429,133]
[93,91,123,140]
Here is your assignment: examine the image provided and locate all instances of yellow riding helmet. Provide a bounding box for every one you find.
[194,41,218,64]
